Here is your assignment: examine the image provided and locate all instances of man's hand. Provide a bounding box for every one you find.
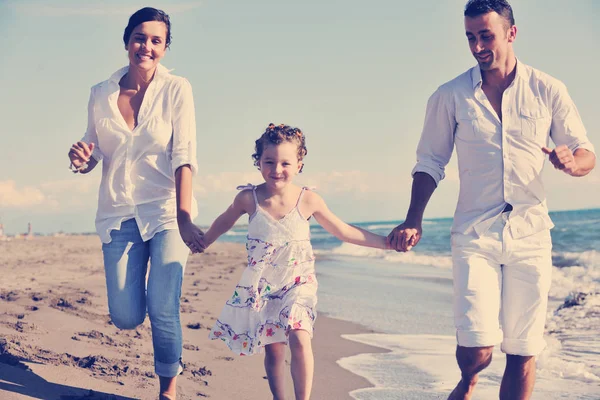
[542,145,578,175]
[387,221,422,252]
[179,220,206,254]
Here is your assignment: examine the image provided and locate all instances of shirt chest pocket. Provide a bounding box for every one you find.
[520,106,551,141]
[456,108,497,142]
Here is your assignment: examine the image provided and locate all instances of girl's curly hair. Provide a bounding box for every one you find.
[252,123,308,172]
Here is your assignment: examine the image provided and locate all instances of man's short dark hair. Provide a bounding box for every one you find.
[464,0,515,27]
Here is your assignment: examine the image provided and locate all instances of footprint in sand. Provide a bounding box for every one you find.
[0,290,20,301]
[180,305,197,314]
[30,292,47,302]
[186,322,203,330]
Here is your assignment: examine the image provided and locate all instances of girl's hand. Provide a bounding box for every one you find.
[179,220,206,254]
[69,141,95,168]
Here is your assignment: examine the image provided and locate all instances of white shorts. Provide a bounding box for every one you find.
[451,212,553,356]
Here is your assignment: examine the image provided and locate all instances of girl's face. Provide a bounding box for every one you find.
[126,21,167,73]
[259,142,303,190]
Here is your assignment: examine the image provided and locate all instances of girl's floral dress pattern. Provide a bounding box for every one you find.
[208,185,317,355]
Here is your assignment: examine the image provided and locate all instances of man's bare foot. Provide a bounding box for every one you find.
[159,393,175,400]
[447,376,478,400]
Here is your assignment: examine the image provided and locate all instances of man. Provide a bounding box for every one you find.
[387,1,596,399]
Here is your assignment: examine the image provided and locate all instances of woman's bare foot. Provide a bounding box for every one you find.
[159,375,177,400]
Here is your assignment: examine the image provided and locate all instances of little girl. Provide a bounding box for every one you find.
[203,123,388,400]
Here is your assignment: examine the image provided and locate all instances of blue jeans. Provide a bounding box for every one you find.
[102,219,189,377]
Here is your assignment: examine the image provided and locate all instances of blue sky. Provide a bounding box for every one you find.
[0,0,598,235]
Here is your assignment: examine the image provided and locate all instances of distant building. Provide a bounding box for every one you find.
[12,222,34,240]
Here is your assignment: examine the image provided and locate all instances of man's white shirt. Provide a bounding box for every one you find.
[412,60,595,239]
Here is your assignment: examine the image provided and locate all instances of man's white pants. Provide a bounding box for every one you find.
[451,211,553,356]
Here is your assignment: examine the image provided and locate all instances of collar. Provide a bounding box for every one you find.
[471,58,526,90]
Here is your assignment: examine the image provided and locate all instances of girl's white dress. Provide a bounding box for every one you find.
[208,185,318,355]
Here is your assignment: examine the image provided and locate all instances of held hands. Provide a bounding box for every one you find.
[542,145,578,175]
[386,221,422,252]
[179,220,207,254]
[69,141,94,170]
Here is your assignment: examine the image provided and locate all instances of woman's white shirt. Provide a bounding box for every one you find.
[83,64,198,244]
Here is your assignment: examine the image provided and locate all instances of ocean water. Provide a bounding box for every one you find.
[220,208,600,399]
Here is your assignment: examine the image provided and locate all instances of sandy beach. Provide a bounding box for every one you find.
[0,235,385,400]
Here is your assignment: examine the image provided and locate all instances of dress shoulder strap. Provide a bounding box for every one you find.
[295,186,316,207]
[236,184,259,206]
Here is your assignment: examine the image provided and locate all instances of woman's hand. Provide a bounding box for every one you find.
[178,219,206,254]
[69,141,95,168]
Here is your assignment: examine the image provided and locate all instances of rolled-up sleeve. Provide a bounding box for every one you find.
[170,78,198,175]
[550,82,595,154]
[411,87,456,186]
[81,86,103,161]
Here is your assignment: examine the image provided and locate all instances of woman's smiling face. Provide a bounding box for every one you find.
[126,21,168,72]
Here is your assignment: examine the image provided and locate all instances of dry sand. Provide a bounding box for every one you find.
[0,236,385,400]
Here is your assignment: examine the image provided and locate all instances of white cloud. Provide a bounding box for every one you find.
[39,176,101,210]
[0,180,46,208]
[194,171,263,197]
[4,165,597,222]
[9,1,203,17]
[0,177,100,211]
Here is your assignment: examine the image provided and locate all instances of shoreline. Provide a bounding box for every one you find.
[0,236,387,399]
[311,314,389,400]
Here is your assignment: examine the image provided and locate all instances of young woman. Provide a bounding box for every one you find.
[67,7,204,399]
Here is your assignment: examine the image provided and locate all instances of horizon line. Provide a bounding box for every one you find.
[2,206,598,236]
